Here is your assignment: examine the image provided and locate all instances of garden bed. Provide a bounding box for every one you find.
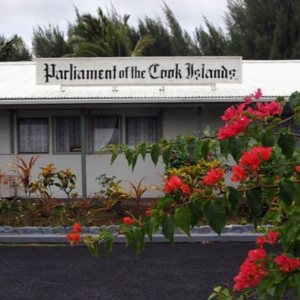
[0,197,266,228]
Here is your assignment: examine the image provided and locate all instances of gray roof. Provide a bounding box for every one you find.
[0,60,299,105]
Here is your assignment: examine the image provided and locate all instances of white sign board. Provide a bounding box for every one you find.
[36,57,242,86]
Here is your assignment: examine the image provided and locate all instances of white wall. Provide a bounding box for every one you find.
[162,108,199,138]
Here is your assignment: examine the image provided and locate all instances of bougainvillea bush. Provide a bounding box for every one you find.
[68,89,300,299]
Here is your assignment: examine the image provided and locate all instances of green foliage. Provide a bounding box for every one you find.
[196,0,300,59]
[68,6,154,57]
[32,24,72,57]
[203,200,226,236]
[0,35,31,61]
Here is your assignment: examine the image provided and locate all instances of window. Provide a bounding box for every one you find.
[54,117,81,152]
[91,116,120,152]
[18,118,49,153]
[126,117,158,146]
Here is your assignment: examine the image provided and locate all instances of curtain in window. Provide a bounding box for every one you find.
[55,117,81,152]
[18,118,48,153]
[92,116,119,152]
[126,117,158,146]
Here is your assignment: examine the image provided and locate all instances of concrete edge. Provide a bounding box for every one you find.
[0,233,264,244]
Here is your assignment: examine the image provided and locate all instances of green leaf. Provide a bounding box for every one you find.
[175,206,191,237]
[124,148,133,166]
[161,215,177,243]
[264,187,277,204]
[294,115,300,129]
[157,195,176,211]
[132,227,145,255]
[131,152,139,171]
[289,91,300,109]
[201,139,210,160]
[278,133,296,159]
[203,199,226,235]
[278,180,297,206]
[226,187,243,217]
[125,231,133,247]
[99,148,106,156]
[162,145,173,165]
[175,135,186,153]
[138,142,147,161]
[246,189,263,226]
[261,126,275,147]
[290,273,300,299]
[292,241,300,257]
[160,138,168,145]
[110,149,118,164]
[274,279,289,300]
[262,211,281,224]
[259,276,274,297]
[86,242,99,257]
[294,183,300,207]
[189,200,203,228]
[228,137,247,163]
[150,143,160,166]
[104,238,113,256]
[219,139,230,159]
[186,137,201,161]
[145,216,155,241]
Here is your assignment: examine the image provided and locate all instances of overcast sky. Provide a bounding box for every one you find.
[0,0,228,48]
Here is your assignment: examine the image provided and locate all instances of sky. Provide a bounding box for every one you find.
[0,0,228,48]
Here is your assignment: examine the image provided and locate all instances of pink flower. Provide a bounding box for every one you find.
[66,232,81,245]
[234,248,268,291]
[240,151,261,172]
[123,217,134,226]
[164,176,184,193]
[252,88,263,100]
[274,254,300,273]
[231,165,248,182]
[180,184,191,195]
[73,222,82,233]
[255,102,282,118]
[267,231,280,244]
[256,236,266,247]
[203,169,224,186]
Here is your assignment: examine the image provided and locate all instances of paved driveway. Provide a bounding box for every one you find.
[0,243,294,300]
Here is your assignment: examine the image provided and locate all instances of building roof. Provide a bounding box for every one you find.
[0,60,299,105]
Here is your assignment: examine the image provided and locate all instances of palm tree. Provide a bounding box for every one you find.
[32,24,73,58]
[69,6,155,57]
[0,35,31,61]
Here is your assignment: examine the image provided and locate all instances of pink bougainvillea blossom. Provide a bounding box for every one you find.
[231,165,248,182]
[274,254,300,273]
[234,248,268,291]
[203,169,224,186]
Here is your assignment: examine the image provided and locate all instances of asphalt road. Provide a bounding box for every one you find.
[0,242,295,300]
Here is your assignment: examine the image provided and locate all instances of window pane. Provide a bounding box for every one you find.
[126,117,158,146]
[91,116,119,152]
[54,117,81,152]
[18,118,49,153]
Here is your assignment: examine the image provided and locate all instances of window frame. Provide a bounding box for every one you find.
[17,117,49,154]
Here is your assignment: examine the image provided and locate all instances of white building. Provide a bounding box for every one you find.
[0,58,299,198]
